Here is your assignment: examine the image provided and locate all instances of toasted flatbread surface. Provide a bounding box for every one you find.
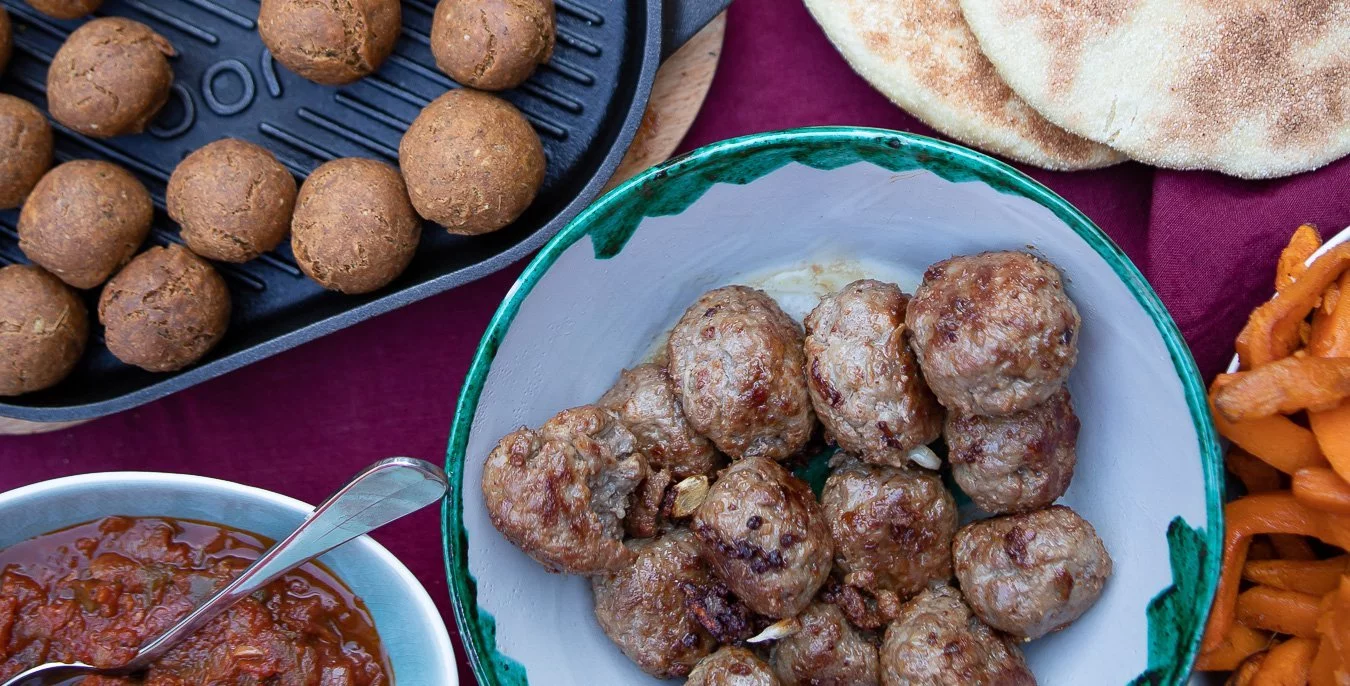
[959,0,1350,179]
[805,0,1122,171]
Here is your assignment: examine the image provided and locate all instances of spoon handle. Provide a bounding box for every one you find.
[125,457,449,671]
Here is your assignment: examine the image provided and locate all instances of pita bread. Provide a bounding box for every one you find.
[804,0,1123,171]
[959,0,1350,179]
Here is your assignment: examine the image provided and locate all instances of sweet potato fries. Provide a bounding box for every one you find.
[1200,224,1350,684]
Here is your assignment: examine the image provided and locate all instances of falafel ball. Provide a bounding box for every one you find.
[0,265,88,396]
[291,158,421,294]
[25,0,102,20]
[98,244,231,372]
[822,458,957,606]
[46,18,174,138]
[947,386,1079,515]
[668,286,816,461]
[591,529,717,678]
[1,8,11,75]
[167,139,297,263]
[19,160,152,289]
[0,95,54,209]
[804,279,943,467]
[258,0,400,86]
[688,647,781,686]
[880,584,1035,686]
[906,251,1080,416]
[770,601,879,685]
[481,405,649,575]
[691,457,832,619]
[952,505,1112,640]
[600,363,721,480]
[398,89,545,235]
[430,0,554,90]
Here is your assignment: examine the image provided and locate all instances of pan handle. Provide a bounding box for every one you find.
[663,0,732,60]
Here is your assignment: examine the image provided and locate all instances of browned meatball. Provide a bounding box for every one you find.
[431,0,554,90]
[880,584,1035,686]
[47,18,174,138]
[98,245,231,372]
[688,647,781,686]
[291,158,421,294]
[25,0,102,19]
[399,89,545,235]
[947,387,1079,515]
[591,529,716,678]
[804,280,943,467]
[822,458,957,608]
[953,505,1112,639]
[19,160,152,289]
[1,8,11,75]
[770,602,879,685]
[668,286,815,461]
[906,252,1080,416]
[600,363,721,480]
[167,139,297,263]
[691,457,832,618]
[258,0,400,86]
[481,405,648,575]
[623,468,673,539]
[0,265,87,396]
[0,95,53,210]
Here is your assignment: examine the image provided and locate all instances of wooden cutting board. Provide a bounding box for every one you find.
[0,14,726,437]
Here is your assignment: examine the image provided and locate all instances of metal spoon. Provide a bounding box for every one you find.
[1,456,449,686]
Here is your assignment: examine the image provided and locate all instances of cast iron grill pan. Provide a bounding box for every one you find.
[0,0,718,421]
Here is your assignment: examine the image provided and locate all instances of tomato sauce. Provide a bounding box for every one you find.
[0,516,391,685]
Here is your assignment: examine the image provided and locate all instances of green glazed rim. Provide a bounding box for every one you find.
[442,126,1225,686]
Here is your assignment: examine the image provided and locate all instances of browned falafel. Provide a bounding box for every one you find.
[167,138,297,263]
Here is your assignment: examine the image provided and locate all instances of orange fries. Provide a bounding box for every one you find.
[1201,225,1350,680]
[1215,357,1350,422]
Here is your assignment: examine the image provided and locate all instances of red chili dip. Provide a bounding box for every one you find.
[0,516,390,685]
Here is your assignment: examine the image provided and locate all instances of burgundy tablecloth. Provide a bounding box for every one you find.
[3,1,1349,683]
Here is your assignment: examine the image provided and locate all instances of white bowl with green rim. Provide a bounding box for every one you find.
[442,127,1223,685]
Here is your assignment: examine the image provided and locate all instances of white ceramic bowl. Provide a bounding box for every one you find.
[444,127,1223,686]
[0,472,458,684]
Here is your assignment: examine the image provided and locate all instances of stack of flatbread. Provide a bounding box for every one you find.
[805,0,1348,178]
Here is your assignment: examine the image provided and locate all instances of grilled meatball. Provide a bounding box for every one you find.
[668,286,815,461]
[600,363,721,480]
[624,468,674,539]
[947,387,1079,515]
[804,280,942,467]
[688,647,781,686]
[770,602,879,685]
[481,405,648,575]
[691,457,832,618]
[880,584,1035,686]
[906,252,1079,416]
[591,529,716,678]
[953,505,1112,639]
[822,458,957,604]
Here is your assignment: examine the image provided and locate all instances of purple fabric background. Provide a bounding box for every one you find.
[3,1,1349,682]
